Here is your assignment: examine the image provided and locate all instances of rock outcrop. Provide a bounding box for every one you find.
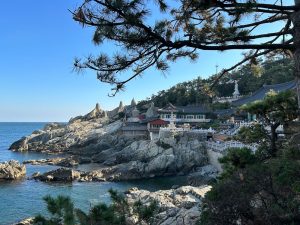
[9,117,122,153]
[126,185,212,225]
[32,167,106,182]
[23,156,91,167]
[9,103,209,181]
[131,98,137,107]
[146,102,157,118]
[13,217,34,225]
[13,186,211,225]
[33,168,81,182]
[187,165,218,186]
[0,160,26,180]
[31,133,208,182]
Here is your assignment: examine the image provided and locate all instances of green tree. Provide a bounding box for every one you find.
[240,90,298,156]
[235,124,268,144]
[34,195,75,225]
[34,189,158,225]
[218,147,257,179]
[199,158,300,225]
[71,0,300,110]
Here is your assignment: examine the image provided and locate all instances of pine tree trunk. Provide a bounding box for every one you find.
[270,124,278,156]
[292,1,300,116]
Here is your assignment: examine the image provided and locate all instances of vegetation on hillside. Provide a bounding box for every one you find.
[137,57,294,109]
[198,90,300,225]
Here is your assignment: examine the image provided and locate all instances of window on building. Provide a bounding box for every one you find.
[186,115,194,119]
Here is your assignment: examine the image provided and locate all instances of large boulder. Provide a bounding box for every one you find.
[13,217,34,225]
[188,165,218,186]
[0,160,26,180]
[34,168,81,182]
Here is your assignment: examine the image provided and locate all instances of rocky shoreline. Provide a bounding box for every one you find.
[9,103,214,182]
[13,185,211,225]
[125,185,212,225]
[4,103,219,224]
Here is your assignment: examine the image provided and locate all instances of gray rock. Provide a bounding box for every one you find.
[145,102,157,118]
[0,160,26,180]
[9,104,210,182]
[188,165,218,186]
[12,217,34,225]
[125,185,212,225]
[34,168,81,182]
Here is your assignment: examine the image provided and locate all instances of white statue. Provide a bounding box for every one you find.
[233,80,240,98]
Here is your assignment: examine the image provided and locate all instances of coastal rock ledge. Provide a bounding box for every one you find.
[126,185,212,225]
[12,186,211,225]
[0,160,26,180]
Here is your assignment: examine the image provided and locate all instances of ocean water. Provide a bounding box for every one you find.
[0,122,187,225]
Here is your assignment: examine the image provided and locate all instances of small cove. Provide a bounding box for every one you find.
[0,122,188,224]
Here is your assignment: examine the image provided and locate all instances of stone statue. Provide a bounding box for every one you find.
[233,80,240,98]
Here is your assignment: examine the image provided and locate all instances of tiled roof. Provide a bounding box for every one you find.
[214,108,235,116]
[232,80,296,107]
[149,119,169,125]
[140,117,160,123]
[159,104,210,114]
[176,105,210,114]
[159,103,179,112]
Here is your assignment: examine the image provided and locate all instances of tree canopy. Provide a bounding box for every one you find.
[71,0,299,99]
[240,90,298,155]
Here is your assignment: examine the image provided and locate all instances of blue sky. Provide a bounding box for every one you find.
[0,0,294,122]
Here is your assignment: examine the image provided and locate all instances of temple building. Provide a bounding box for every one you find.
[231,80,297,106]
[121,122,148,137]
[214,80,297,121]
[158,103,211,124]
[146,119,169,132]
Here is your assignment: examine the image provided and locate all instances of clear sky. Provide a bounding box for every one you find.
[0,0,294,122]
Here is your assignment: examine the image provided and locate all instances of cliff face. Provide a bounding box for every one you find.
[9,104,209,181]
[9,104,117,153]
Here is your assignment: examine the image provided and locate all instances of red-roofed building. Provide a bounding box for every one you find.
[147,119,169,132]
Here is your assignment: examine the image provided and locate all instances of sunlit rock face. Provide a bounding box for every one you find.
[9,103,210,181]
[0,160,26,180]
[126,185,212,225]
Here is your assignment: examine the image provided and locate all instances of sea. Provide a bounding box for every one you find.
[0,122,188,225]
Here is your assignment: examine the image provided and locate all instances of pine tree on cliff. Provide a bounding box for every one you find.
[71,0,300,111]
